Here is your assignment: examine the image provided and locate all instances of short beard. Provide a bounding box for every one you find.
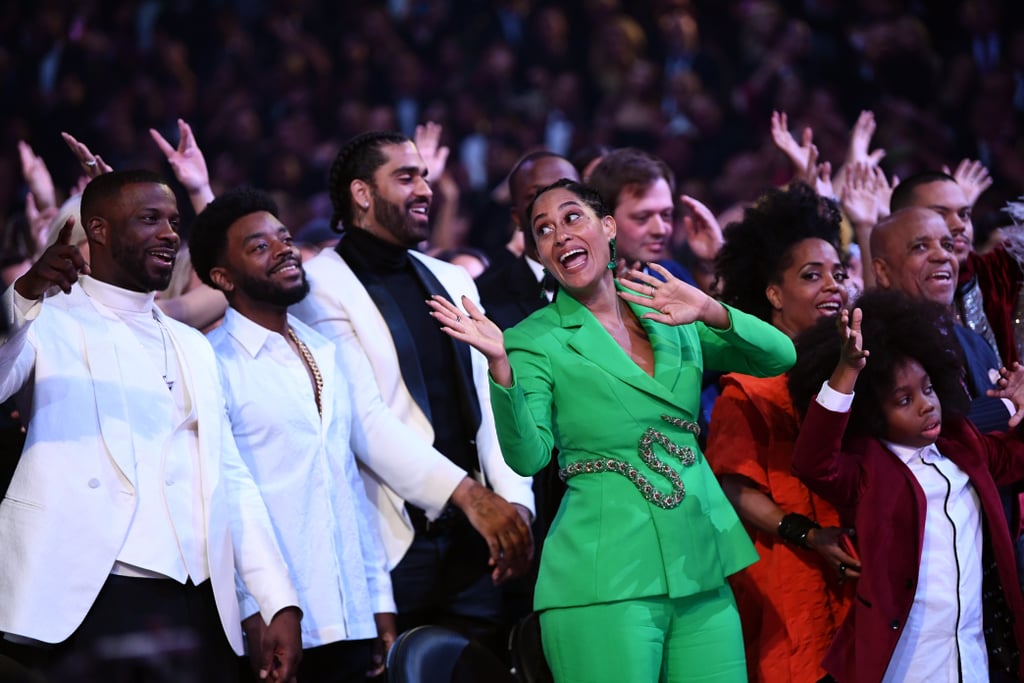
[238,272,310,307]
[371,187,427,247]
[112,238,174,292]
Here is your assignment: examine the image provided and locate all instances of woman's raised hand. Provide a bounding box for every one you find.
[618,263,729,329]
[427,295,513,386]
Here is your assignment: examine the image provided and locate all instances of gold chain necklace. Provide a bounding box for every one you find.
[287,327,323,416]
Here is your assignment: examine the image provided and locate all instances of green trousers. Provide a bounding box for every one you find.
[539,584,747,683]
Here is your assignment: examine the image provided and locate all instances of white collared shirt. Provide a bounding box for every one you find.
[817,382,987,682]
[209,309,394,646]
[525,256,554,302]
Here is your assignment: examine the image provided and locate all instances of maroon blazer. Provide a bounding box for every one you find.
[793,400,1024,683]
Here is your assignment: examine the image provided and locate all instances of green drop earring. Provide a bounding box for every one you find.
[607,238,617,270]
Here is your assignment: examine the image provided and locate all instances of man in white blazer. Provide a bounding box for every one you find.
[0,170,301,682]
[291,131,534,652]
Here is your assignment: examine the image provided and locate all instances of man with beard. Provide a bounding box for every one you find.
[0,171,301,682]
[190,187,400,681]
[291,132,534,654]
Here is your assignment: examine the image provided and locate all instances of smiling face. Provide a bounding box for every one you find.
[765,238,849,339]
[872,209,958,307]
[99,182,181,292]
[909,179,974,263]
[611,177,675,265]
[530,186,616,292]
[361,141,432,247]
[881,357,943,448]
[215,211,308,309]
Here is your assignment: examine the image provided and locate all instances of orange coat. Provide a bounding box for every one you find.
[706,373,854,683]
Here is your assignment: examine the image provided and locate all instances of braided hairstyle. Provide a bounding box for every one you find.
[326,131,410,231]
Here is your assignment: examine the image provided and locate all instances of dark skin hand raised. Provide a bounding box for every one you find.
[14,218,89,299]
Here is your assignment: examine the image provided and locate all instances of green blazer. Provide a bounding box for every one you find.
[490,289,796,611]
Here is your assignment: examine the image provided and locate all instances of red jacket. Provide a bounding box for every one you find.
[793,400,1024,683]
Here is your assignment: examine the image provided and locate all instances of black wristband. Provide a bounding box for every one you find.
[777,513,821,550]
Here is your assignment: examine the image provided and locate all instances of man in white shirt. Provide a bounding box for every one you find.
[189,187,399,680]
[0,170,301,682]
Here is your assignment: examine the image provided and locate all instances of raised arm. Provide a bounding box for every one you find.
[617,263,731,329]
[17,140,57,211]
[428,294,513,387]
[944,158,992,206]
[792,308,868,507]
[770,110,813,177]
[150,118,214,213]
[679,194,723,264]
[841,161,890,290]
[61,131,113,179]
[618,264,796,376]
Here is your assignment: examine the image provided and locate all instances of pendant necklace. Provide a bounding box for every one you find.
[153,312,175,391]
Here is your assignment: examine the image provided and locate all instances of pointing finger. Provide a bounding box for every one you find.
[56,216,76,245]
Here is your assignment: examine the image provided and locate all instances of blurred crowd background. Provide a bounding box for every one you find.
[1,0,1023,263]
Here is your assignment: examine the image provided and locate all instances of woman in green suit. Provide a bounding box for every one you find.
[428,179,795,682]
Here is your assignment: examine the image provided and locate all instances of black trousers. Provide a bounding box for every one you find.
[0,575,237,683]
[392,510,504,656]
[239,637,373,683]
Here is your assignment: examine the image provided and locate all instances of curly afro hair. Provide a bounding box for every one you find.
[188,187,279,290]
[787,288,968,439]
[715,183,843,323]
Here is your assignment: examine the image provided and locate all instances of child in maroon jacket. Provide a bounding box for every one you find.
[788,289,1024,683]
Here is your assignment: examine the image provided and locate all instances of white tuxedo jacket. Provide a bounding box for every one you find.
[0,283,298,652]
[291,249,534,567]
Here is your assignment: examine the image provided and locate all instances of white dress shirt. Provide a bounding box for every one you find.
[209,309,394,646]
[816,382,987,682]
[525,256,554,302]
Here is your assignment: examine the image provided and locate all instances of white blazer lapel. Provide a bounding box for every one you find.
[76,291,140,485]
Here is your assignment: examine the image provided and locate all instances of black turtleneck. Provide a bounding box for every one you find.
[337,228,479,477]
